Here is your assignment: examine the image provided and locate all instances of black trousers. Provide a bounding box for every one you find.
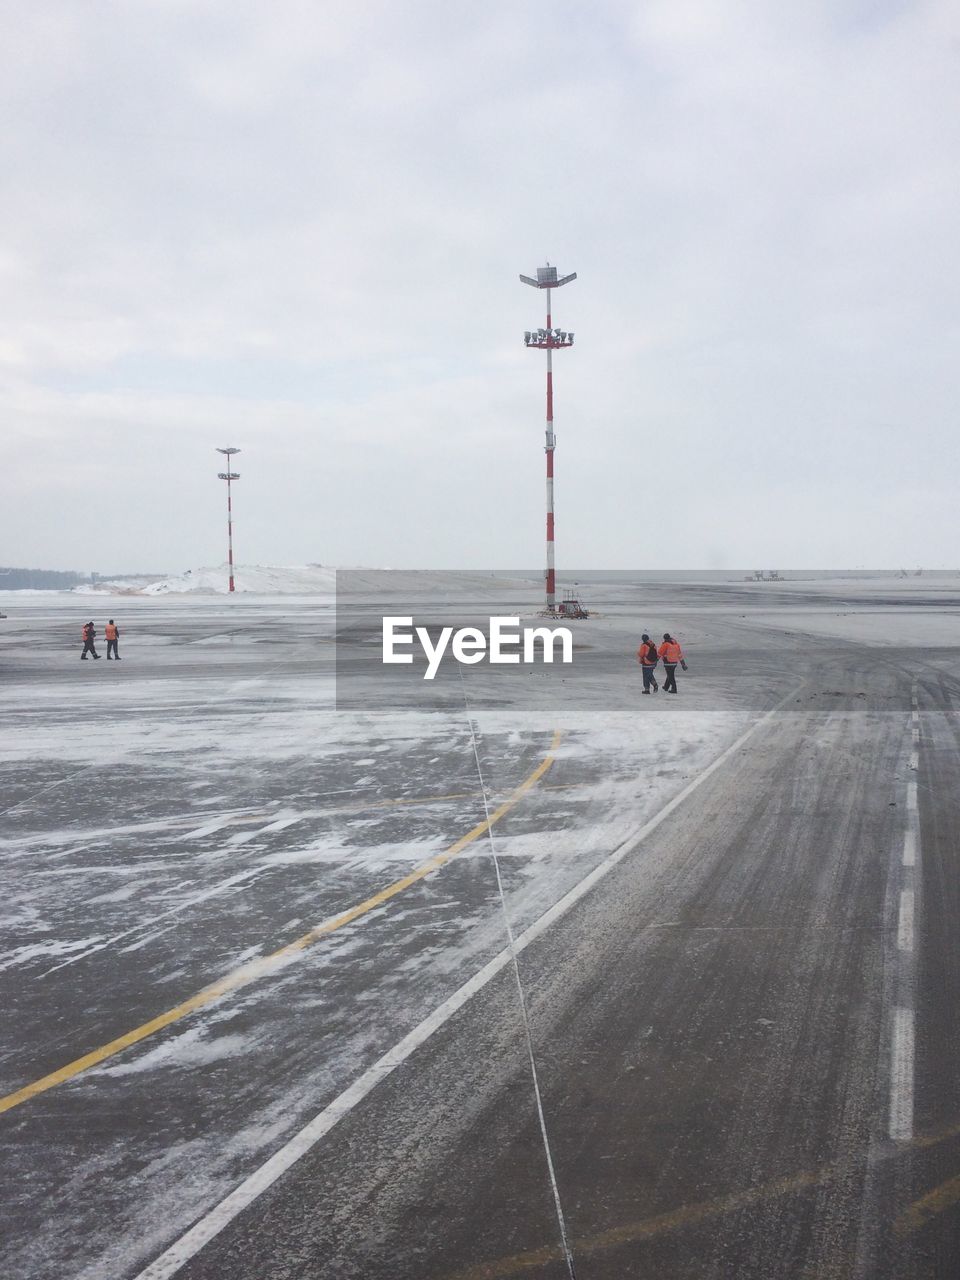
[663,663,678,692]
[641,664,658,691]
[81,640,98,658]
[107,640,119,659]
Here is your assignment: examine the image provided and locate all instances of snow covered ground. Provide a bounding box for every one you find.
[74,563,538,596]
[0,587,765,1280]
[1,575,957,1279]
[140,563,337,595]
[747,608,960,647]
[13,563,958,601]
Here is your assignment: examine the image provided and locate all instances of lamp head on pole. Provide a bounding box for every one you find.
[216,446,241,480]
[521,265,576,346]
[519,264,577,290]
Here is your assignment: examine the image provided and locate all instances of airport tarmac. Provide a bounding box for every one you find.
[1,577,958,1278]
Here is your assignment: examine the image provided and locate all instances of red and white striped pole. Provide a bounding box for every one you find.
[216,447,241,594]
[545,286,555,608]
[521,265,576,613]
[226,473,235,593]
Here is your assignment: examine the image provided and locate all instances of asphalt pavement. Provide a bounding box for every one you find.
[1,582,958,1279]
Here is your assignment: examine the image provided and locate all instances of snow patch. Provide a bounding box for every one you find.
[0,934,106,971]
[90,1026,252,1076]
[140,564,337,595]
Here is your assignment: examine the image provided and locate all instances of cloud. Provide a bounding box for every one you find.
[2,0,959,570]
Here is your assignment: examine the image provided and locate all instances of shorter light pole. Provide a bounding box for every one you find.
[216,447,241,593]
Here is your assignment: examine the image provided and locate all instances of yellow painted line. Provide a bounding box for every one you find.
[911,1118,960,1149]
[0,731,562,1118]
[447,1115,960,1279]
[446,1168,823,1280]
[894,1171,960,1236]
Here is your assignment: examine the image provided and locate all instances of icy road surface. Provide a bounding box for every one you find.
[1,578,959,1278]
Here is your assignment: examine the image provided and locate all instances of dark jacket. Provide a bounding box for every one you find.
[637,640,658,666]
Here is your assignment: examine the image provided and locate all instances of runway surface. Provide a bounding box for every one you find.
[1,578,958,1278]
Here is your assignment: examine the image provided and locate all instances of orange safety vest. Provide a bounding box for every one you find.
[105,624,118,640]
[82,624,93,640]
[659,640,683,663]
[637,642,658,666]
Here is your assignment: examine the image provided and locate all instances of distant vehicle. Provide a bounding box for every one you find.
[557,594,589,619]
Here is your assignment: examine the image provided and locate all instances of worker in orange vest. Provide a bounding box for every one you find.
[636,633,659,694]
[658,632,685,693]
[81,621,100,660]
[105,619,121,661]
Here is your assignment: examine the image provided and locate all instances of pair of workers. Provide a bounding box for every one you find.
[80,620,121,661]
[637,632,685,694]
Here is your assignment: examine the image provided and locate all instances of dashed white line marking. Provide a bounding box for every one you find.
[889,1007,915,1141]
[888,686,919,1144]
[258,815,302,835]
[897,889,915,953]
[183,816,235,841]
[902,829,917,868]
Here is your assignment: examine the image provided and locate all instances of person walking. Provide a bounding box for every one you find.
[658,632,685,693]
[637,633,659,694]
[105,619,121,660]
[81,621,100,660]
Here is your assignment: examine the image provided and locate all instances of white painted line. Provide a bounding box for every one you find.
[226,831,262,847]
[130,687,805,1280]
[909,747,919,771]
[897,890,914,953]
[902,829,917,868]
[258,815,302,835]
[183,816,235,841]
[889,1007,915,1141]
[40,864,271,976]
[906,780,918,813]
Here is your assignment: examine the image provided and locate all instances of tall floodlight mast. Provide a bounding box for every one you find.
[215,447,241,593]
[521,264,576,613]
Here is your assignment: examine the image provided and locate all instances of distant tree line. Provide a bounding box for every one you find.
[0,566,90,589]
[0,567,164,589]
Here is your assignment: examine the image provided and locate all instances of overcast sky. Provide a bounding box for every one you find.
[2,0,958,574]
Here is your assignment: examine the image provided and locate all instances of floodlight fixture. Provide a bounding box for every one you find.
[520,265,577,290]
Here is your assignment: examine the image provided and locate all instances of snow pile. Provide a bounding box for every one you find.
[141,564,337,595]
[74,577,161,594]
[129,565,537,597]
